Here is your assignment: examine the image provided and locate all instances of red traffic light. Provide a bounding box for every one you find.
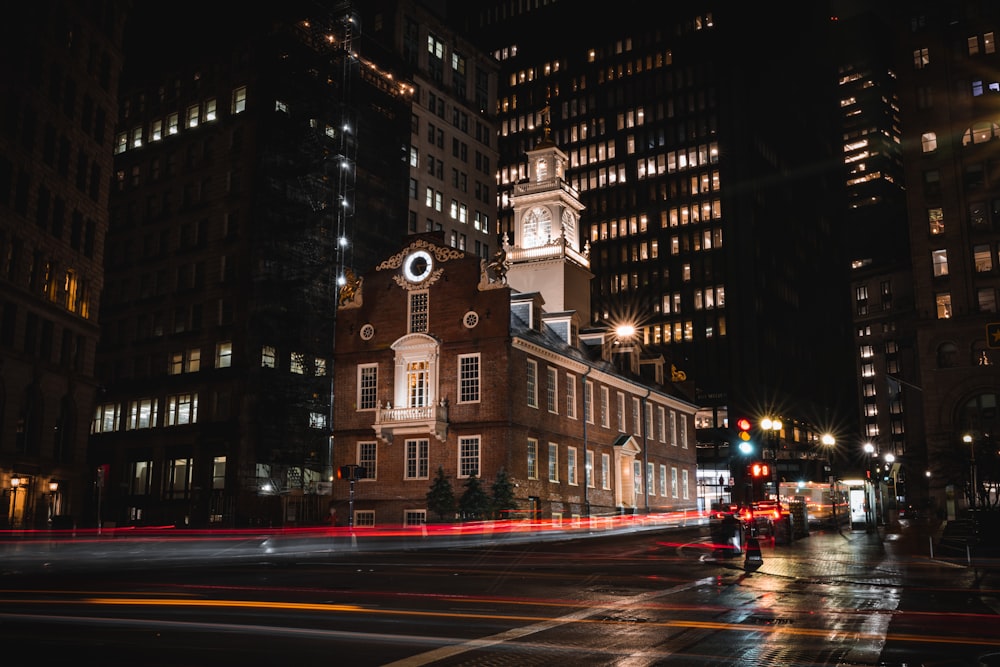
[736,417,752,431]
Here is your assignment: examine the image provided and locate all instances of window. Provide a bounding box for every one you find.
[600,386,610,427]
[261,345,276,368]
[586,449,594,488]
[129,460,152,495]
[565,373,577,419]
[459,354,480,403]
[92,402,120,434]
[405,439,430,479]
[585,380,594,423]
[309,412,326,429]
[567,447,577,485]
[359,441,377,480]
[924,170,941,198]
[921,132,937,153]
[186,104,199,128]
[358,364,378,410]
[669,411,677,446]
[290,351,305,374]
[647,463,655,495]
[913,47,930,69]
[658,406,667,442]
[632,397,642,436]
[682,469,690,499]
[671,467,679,497]
[680,418,688,448]
[408,290,428,333]
[548,442,559,482]
[526,359,538,408]
[601,453,610,489]
[928,208,944,235]
[547,366,558,413]
[634,461,643,495]
[527,438,538,479]
[931,249,948,276]
[407,360,429,407]
[166,457,192,499]
[354,510,375,527]
[936,292,952,319]
[659,464,667,497]
[231,86,247,114]
[970,202,988,227]
[212,456,226,490]
[126,399,157,430]
[975,244,993,272]
[978,287,997,313]
[216,341,232,368]
[166,393,198,426]
[404,510,426,526]
[459,436,480,478]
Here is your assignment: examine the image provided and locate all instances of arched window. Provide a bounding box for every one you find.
[936,341,959,368]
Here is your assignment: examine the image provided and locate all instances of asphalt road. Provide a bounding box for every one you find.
[0,523,997,666]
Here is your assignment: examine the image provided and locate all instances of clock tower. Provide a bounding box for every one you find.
[505,113,592,325]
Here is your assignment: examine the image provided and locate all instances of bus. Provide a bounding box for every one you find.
[778,481,850,528]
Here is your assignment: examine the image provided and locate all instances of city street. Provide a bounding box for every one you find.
[0,519,997,665]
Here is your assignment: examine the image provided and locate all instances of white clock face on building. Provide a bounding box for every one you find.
[522,206,552,248]
[403,250,433,283]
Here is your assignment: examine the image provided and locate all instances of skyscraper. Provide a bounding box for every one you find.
[96,2,412,527]
[451,1,858,505]
[0,0,128,528]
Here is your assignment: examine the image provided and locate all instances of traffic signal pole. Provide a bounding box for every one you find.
[337,464,366,529]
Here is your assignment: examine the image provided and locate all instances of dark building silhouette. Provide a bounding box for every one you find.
[0,0,128,528]
[893,1,1000,516]
[95,3,411,527]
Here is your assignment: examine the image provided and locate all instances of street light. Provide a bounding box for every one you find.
[9,476,20,527]
[48,481,59,525]
[963,433,977,510]
[862,442,877,531]
[820,434,837,525]
[761,417,781,498]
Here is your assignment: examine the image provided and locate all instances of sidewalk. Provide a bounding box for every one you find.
[741,518,1000,590]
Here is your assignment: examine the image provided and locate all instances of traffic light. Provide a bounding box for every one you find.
[750,462,769,478]
[736,417,752,440]
[337,465,367,480]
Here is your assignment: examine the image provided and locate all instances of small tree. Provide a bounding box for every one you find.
[459,474,492,520]
[491,467,518,519]
[426,466,456,521]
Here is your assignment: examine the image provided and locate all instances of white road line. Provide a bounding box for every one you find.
[380,576,718,667]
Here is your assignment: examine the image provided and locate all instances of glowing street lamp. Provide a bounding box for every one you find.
[963,433,977,510]
[760,417,781,494]
[820,434,837,524]
[9,476,20,527]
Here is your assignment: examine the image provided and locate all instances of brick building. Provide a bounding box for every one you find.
[331,136,698,526]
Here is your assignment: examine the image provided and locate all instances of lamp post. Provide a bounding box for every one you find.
[48,481,59,526]
[821,434,837,526]
[761,417,781,499]
[9,476,20,528]
[963,434,977,510]
[862,442,878,532]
